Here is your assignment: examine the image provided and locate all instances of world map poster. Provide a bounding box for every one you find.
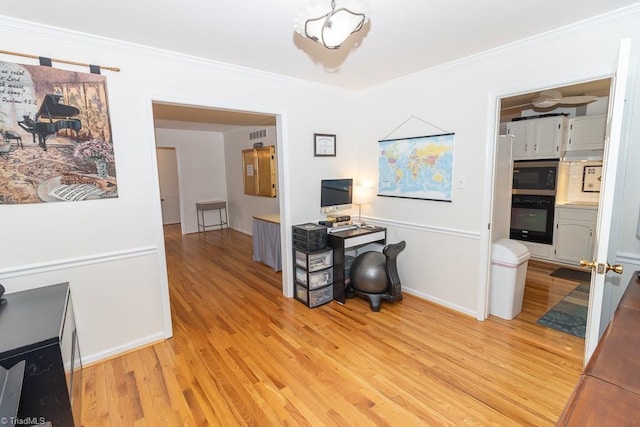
[378,133,454,202]
[0,60,117,204]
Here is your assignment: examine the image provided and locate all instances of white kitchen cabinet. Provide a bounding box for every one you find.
[519,240,555,261]
[566,114,606,151]
[554,206,597,265]
[506,116,567,160]
[505,121,530,159]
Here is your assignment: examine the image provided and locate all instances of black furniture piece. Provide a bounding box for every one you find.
[18,94,82,151]
[327,226,387,304]
[2,130,23,148]
[0,283,81,426]
[349,241,406,311]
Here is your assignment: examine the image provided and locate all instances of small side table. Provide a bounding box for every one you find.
[196,200,228,232]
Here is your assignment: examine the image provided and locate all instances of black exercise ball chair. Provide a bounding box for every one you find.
[349,241,406,312]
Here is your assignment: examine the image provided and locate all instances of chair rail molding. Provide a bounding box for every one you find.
[0,246,157,279]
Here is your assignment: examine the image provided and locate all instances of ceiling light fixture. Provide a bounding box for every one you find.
[294,0,370,49]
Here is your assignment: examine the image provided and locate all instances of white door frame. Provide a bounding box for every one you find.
[145,95,292,338]
[478,73,616,321]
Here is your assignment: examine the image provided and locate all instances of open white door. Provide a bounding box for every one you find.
[156,147,181,225]
[582,39,630,363]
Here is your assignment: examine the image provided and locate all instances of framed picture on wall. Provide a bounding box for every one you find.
[582,165,602,192]
[314,133,336,157]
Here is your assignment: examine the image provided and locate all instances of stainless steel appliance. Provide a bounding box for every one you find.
[510,194,555,245]
[512,160,558,195]
[510,160,558,245]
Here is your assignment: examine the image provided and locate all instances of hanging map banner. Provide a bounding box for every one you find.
[378,133,454,202]
[0,60,117,204]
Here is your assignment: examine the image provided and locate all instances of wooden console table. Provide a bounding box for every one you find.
[196,200,228,232]
[557,271,640,425]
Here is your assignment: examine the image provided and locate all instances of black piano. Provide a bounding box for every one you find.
[18,94,82,151]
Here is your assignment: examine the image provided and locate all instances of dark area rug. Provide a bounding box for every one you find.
[537,284,590,338]
[550,267,591,283]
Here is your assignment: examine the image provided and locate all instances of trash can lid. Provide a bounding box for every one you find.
[492,238,530,265]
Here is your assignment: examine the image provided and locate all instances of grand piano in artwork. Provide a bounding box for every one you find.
[18,94,82,151]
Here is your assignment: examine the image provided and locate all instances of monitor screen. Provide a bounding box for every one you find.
[321,179,353,208]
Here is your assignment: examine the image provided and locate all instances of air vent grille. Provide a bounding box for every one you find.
[249,129,267,140]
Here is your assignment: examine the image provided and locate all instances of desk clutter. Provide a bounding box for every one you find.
[292,222,403,311]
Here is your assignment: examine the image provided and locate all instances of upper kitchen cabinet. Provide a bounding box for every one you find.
[506,116,567,160]
[566,114,606,151]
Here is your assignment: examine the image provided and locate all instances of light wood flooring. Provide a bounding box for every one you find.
[79,225,585,426]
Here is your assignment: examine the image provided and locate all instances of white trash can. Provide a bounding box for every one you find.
[490,238,531,320]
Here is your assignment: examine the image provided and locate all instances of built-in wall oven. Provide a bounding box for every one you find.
[510,160,558,245]
[510,194,555,244]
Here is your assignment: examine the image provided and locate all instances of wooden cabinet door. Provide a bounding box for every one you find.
[242,146,276,197]
[242,149,258,195]
[255,146,276,197]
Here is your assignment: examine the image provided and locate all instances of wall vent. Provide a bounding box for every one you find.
[249,129,267,140]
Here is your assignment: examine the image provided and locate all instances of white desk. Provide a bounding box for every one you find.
[196,200,228,232]
[252,214,281,271]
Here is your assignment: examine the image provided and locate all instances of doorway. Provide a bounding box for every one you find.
[152,102,280,234]
[492,77,612,345]
[150,101,290,300]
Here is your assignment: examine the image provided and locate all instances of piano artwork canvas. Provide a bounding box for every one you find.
[0,60,117,204]
[18,93,82,151]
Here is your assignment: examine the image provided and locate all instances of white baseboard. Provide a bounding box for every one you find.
[81,332,166,367]
[402,287,477,318]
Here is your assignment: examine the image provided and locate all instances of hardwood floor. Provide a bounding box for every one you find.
[80,226,584,426]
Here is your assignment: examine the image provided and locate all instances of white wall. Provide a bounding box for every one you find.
[0,15,356,363]
[155,128,226,234]
[354,8,640,315]
[2,6,640,364]
[224,125,280,235]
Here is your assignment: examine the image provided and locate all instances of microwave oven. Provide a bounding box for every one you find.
[512,160,558,195]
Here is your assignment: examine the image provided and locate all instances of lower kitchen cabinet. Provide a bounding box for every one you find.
[554,206,597,265]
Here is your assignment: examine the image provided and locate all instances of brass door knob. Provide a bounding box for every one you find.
[606,263,623,274]
[579,260,623,275]
[580,259,597,270]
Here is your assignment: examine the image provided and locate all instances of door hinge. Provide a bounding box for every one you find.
[488,223,491,230]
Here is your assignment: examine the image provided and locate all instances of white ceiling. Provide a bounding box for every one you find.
[3,0,637,128]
